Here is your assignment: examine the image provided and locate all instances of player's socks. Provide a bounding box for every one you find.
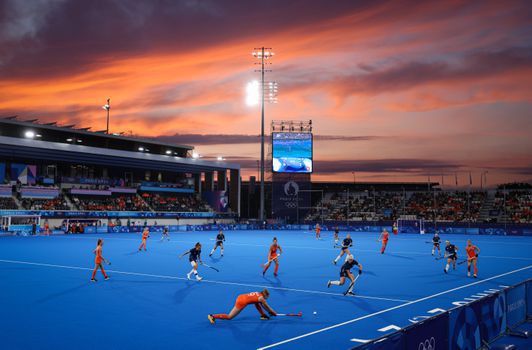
[444,264,449,273]
[330,280,340,286]
[91,270,97,279]
[212,314,230,320]
[221,248,224,256]
[274,264,279,275]
[104,276,109,280]
[474,265,478,275]
[432,249,435,255]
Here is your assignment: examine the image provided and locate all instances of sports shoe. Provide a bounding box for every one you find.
[444,269,447,274]
[327,280,331,288]
[196,276,203,281]
[348,291,356,296]
[105,276,109,280]
[474,275,477,278]
[91,278,97,282]
[208,315,215,324]
[274,273,278,277]
[209,254,212,257]
[260,315,270,320]
[332,260,337,265]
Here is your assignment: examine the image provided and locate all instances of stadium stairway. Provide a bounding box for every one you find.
[63,192,77,210]
[12,194,23,210]
[137,193,154,212]
[479,191,496,222]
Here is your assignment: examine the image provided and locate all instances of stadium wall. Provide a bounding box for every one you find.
[351,279,531,350]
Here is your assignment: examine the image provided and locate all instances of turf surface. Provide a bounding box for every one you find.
[0,230,531,350]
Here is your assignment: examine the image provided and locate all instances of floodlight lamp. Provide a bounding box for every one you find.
[24,130,35,139]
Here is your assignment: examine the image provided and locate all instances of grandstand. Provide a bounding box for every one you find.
[0,117,240,233]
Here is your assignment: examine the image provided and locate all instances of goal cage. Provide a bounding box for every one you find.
[397,218,426,234]
[1,215,41,235]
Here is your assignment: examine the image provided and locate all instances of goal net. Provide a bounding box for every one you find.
[397,217,425,234]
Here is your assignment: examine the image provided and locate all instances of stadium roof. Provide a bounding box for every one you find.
[0,136,239,174]
[0,117,194,155]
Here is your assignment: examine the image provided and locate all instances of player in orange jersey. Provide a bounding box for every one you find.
[315,223,321,239]
[378,228,389,254]
[208,289,277,323]
[138,227,149,251]
[263,237,283,277]
[465,239,480,278]
[43,221,50,236]
[91,238,109,282]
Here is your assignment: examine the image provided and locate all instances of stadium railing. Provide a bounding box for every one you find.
[349,278,531,350]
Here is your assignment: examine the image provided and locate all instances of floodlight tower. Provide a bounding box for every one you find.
[252,47,275,221]
[103,98,111,134]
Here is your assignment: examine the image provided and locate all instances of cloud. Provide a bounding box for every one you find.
[153,133,382,145]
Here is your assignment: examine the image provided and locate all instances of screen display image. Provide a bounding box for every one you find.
[272,132,313,173]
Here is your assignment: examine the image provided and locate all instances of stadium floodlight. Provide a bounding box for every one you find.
[165,150,172,155]
[251,46,276,221]
[77,139,82,143]
[24,130,35,139]
[138,146,144,151]
[192,153,200,159]
[66,138,73,142]
[36,134,42,138]
[246,81,260,106]
[217,156,224,161]
[102,98,111,134]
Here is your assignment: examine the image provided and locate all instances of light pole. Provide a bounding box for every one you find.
[252,47,274,221]
[102,98,111,134]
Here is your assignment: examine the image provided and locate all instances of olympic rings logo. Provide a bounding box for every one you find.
[285,202,297,208]
[419,337,435,350]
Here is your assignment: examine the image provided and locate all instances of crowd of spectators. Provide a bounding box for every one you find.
[141,193,211,212]
[307,190,492,223]
[72,194,150,211]
[493,191,531,224]
[20,195,70,211]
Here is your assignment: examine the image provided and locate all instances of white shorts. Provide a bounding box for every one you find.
[190,261,198,267]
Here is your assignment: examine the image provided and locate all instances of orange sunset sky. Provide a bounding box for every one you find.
[0,0,531,187]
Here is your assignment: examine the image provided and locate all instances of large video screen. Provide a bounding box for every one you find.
[272,132,313,173]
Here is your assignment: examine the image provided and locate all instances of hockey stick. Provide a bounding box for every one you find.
[261,254,281,267]
[276,312,302,317]
[344,273,360,295]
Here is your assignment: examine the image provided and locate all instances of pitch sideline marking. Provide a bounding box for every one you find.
[256,265,532,350]
[0,258,409,303]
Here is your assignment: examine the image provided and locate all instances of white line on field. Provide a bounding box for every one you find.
[0,259,408,303]
[256,265,532,350]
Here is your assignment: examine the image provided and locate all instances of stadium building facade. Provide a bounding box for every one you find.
[0,117,240,231]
